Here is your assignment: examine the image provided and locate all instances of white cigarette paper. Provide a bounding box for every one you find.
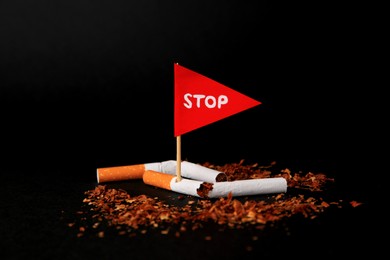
[145,160,226,182]
[169,177,287,198]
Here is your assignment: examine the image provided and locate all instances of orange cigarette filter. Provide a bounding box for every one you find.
[143,170,174,191]
[97,164,146,183]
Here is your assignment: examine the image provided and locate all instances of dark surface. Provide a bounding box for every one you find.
[0,163,385,260]
[0,1,381,259]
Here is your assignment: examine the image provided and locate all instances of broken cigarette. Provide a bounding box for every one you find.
[143,170,287,198]
[97,160,226,183]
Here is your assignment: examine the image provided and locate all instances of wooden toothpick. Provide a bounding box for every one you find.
[176,135,182,182]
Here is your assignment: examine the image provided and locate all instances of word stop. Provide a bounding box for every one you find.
[183,93,228,109]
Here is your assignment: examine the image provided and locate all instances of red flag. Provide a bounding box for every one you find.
[174,63,261,136]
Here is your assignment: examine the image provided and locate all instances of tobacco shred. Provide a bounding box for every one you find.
[196,182,214,198]
[68,160,360,238]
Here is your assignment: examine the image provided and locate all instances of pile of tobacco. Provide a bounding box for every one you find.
[67,160,362,238]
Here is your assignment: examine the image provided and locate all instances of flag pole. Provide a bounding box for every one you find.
[176,135,182,182]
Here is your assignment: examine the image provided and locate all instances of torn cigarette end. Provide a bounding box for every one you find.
[215,172,227,182]
[97,164,145,183]
[143,170,174,191]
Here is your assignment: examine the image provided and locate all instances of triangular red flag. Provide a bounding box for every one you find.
[174,63,261,136]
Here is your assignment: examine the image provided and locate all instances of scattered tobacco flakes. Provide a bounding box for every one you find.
[68,160,361,238]
[204,159,334,191]
[350,201,363,207]
[202,160,277,181]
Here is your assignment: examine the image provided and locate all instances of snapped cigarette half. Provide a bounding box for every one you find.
[97,160,226,183]
[143,170,287,198]
[206,177,287,198]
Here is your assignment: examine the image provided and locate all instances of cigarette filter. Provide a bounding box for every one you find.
[97,162,161,183]
[142,169,174,191]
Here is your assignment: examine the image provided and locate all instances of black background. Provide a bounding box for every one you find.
[0,1,383,259]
